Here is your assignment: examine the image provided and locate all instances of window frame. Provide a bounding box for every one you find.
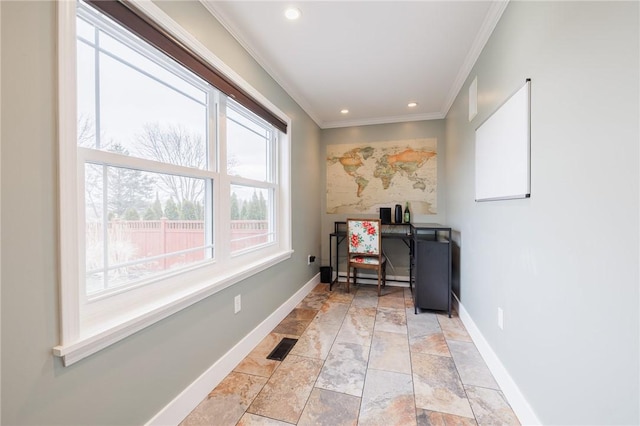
[226,99,279,254]
[54,0,292,366]
[77,6,217,298]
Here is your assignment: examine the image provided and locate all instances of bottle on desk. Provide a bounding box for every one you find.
[404,202,411,223]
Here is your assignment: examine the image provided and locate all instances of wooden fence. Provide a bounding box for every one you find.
[92,219,269,270]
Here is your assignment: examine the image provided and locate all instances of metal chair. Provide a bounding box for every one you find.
[346,218,387,296]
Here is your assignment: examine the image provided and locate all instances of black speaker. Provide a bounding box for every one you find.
[320,266,332,283]
[379,207,391,224]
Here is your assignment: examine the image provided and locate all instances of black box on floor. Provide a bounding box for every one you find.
[320,266,332,283]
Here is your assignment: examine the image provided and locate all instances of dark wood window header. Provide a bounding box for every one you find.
[85,0,287,133]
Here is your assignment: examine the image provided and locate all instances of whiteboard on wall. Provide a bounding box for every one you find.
[475,79,531,201]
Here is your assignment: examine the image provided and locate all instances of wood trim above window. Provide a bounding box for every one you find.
[85,0,288,134]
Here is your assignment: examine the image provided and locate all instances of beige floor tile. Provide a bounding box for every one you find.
[314,301,350,326]
[326,287,356,304]
[247,354,324,424]
[272,308,317,335]
[438,313,472,342]
[406,308,442,337]
[380,285,405,298]
[377,294,407,308]
[312,283,330,293]
[289,320,341,360]
[448,340,498,389]
[405,294,416,309]
[237,412,292,425]
[465,385,520,426]
[335,305,376,346]
[316,341,369,397]
[412,352,474,419]
[369,329,412,374]
[297,388,360,426]
[416,409,478,426]
[350,285,380,308]
[297,291,330,310]
[410,332,451,357]
[359,369,416,425]
[374,306,407,334]
[181,372,267,426]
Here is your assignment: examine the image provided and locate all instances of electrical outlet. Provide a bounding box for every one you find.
[307,255,316,265]
[497,307,504,330]
[234,294,241,314]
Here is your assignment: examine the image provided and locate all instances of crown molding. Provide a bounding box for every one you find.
[321,112,445,130]
[441,0,510,117]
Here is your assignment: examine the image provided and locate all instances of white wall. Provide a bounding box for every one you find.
[445,2,639,424]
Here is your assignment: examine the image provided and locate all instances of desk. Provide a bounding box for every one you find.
[329,221,412,288]
[329,221,452,316]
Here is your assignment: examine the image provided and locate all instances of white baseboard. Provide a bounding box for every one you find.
[146,273,321,426]
[455,297,541,425]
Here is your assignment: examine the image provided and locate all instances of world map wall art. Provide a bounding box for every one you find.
[326,138,437,214]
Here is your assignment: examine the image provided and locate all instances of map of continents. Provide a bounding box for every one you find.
[326,138,437,214]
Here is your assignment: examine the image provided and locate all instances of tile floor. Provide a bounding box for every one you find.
[180,283,520,426]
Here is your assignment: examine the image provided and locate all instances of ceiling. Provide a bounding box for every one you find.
[202,1,508,129]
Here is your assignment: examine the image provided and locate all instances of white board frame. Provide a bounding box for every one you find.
[475,79,531,202]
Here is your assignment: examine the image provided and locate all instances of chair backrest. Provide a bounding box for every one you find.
[347,219,382,256]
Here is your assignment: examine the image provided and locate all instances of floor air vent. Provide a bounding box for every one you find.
[266,338,298,361]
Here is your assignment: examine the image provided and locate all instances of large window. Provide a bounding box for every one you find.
[78,5,214,296]
[55,0,291,366]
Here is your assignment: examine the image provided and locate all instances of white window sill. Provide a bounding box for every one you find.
[53,249,293,366]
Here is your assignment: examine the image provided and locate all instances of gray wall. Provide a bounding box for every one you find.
[320,121,446,279]
[0,1,321,424]
[445,2,639,424]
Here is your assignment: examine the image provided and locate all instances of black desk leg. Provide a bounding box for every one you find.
[329,235,333,291]
[334,237,339,288]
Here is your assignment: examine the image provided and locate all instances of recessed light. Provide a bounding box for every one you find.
[340,109,349,114]
[284,7,301,20]
[408,102,418,108]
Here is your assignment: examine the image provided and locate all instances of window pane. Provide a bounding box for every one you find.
[100,32,207,104]
[227,106,271,181]
[230,185,273,253]
[76,16,208,169]
[85,164,104,293]
[77,39,97,148]
[76,15,95,43]
[85,164,213,295]
[98,52,207,167]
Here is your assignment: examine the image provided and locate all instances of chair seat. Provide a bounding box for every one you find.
[351,255,386,265]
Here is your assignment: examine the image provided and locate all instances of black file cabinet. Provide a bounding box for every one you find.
[411,224,452,317]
